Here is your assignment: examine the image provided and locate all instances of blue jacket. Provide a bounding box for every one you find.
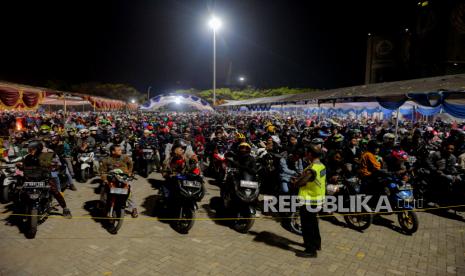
[279,157,303,183]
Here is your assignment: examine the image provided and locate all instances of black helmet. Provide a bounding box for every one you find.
[28,140,43,153]
[367,140,380,153]
[172,139,188,152]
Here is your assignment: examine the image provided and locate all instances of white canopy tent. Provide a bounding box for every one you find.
[140,94,214,112]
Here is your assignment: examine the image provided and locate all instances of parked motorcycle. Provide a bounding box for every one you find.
[18,168,53,239]
[76,152,95,182]
[0,156,23,203]
[345,174,418,234]
[99,169,135,234]
[134,146,158,177]
[211,149,227,182]
[163,172,204,234]
[221,166,260,233]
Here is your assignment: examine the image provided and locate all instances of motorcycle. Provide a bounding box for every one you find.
[100,169,135,234]
[414,165,465,213]
[135,146,158,177]
[211,149,227,182]
[76,152,95,182]
[18,168,53,239]
[0,156,23,203]
[346,173,418,234]
[164,172,204,234]
[221,165,260,233]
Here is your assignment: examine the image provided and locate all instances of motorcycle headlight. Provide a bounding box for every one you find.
[29,193,40,200]
[397,190,413,201]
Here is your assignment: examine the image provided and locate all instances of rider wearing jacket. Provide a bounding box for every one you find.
[23,141,72,218]
[100,144,137,218]
[426,142,458,189]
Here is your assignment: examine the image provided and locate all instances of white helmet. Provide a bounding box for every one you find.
[383,133,395,142]
[89,126,98,131]
[79,128,89,134]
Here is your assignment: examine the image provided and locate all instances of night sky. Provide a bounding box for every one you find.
[0,0,418,94]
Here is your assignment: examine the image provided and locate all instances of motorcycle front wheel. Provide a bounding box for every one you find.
[172,206,195,234]
[344,213,372,231]
[289,212,302,236]
[107,208,124,235]
[233,209,255,234]
[1,184,10,203]
[25,208,38,239]
[80,168,90,183]
[398,210,419,234]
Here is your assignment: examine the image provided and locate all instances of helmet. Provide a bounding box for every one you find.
[14,132,24,139]
[235,132,246,140]
[27,140,43,153]
[238,142,252,154]
[238,142,251,149]
[79,128,89,134]
[391,149,408,161]
[172,139,188,152]
[383,133,396,142]
[266,125,276,134]
[50,134,60,142]
[311,138,324,145]
[89,126,98,132]
[40,125,51,135]
[40,125,51,131]
[100,119,110,125]
[367,140,380,152]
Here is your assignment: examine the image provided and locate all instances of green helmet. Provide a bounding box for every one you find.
[40,125,51,131]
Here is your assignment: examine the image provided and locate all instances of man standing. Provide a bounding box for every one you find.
[100,145,138,218]
[294,144,326,258]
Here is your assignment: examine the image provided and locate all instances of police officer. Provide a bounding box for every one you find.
[294,144,326,258]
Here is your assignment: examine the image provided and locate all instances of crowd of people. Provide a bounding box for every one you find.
[1,110,465,257]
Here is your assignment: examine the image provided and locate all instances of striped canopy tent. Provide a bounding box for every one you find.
[0,81,139,111]
[140,93,214,111]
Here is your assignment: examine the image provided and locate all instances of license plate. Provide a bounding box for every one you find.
[183,180,201,188]
[143,149,153,153]
[240,180,258,189]
[110,188,129,195]
[23,182,48,188]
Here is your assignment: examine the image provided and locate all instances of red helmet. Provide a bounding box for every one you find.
[147,125,154,130]
[391,149,408,161]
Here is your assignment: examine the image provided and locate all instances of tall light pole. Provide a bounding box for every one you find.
[209,16,222,106]
[147,86,152,101]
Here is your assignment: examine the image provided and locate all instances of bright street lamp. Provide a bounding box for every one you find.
[130,99,136,104]
[239,76,246,82]
[208,16,222,106]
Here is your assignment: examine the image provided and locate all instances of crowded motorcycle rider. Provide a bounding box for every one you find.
[359,140,383,194]
[100,144,138,218]
[161,139,201,199]
[226,142,257,176]
[23,140,72,218]
[48,134,77,191]
[425,141,459,189]
[76,129,96,150]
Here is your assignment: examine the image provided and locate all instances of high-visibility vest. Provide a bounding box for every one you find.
[298,162,326,205]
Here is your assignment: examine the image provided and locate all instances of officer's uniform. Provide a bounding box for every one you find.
[298,161,326,253]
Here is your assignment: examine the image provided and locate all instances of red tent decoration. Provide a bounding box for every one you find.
[0,86,45,110]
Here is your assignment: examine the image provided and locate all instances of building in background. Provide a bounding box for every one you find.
[365,0,465,84]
